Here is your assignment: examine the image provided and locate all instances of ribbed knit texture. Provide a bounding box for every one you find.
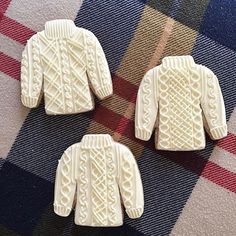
[21,96,38,108]
[54,134,144,227]
[126,208,144,219]
[45,19,74,38]
[21,20,113,115]
[96,85,113,99]
[53,205,71,217]
[135,56,227,151]
[210,125,228,140]
[135,128,151,141]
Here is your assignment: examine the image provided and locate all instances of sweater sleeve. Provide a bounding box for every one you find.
[200,66,227,140]
[21,34,43,108]
[118,145,144,219]
[86,31,113,100]
[135,68,159,141]
[54,145,77,217]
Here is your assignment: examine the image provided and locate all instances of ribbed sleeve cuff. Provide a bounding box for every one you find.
[54,205,71,217]
[135,128,152,141]
[96,85,113,100]
[126,207,144,219]
[210,125,227,140]
[21,96,38,108]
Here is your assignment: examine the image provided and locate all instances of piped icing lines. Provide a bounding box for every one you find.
[95,42,110,88]
[40,34,64,113]
[107,146,117,225]
[59,38,73,113]
[21,35,42,99]
[91,148,107,225]
[21,20,112,115]
[67,32,90,110]
[21,47,29,97]
[60,151,72,207]
[135,56,226,150]
[159,66,171,148]
[53,135,144,226]
[189,66,202,147]
[142,72,152,130]
[168,67,194,149]
[78,149,88,224]
[121,156,133,209]
[86,32,99,90]
[207,70,218,127]
[31,35,42,97]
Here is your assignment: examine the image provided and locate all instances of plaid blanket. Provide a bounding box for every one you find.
[0,0,236,235]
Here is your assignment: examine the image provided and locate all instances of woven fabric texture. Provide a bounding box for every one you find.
[0,0,236,236]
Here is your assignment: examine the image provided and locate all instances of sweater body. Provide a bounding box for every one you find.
[73,141,123,226]
[156,63,205,150]
[54,134,144,227]
[135,56,227,151]
[21,20,113,115]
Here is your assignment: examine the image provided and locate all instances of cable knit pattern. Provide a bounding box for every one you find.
[59,38,73,113]
[54,134,144,227]
[158,66,171,148]
[21,19,113,115]
[31,35,42,98]
[54,146,75,218]
[78,149,88,224]
[189,67,203,148]
[206,69,218,127]
[21,50,30,97]
[135,56,227,151]
[200,65,227,140]
[21,34,43,108]
[107,146,117,225]
[135,68,158,141]
[118,145,144,219]
[60,151,72,207]
[91,148,107,225]
[142,72,151,129]
[86,31,112,96]
[121,156,133,208]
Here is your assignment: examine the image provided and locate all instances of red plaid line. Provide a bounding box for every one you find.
[0,52,20,80]
[217,133,236,155]
[0,0,11,16]
[202,161,236,193]
[112,74,137,100]
[0,15,35,45]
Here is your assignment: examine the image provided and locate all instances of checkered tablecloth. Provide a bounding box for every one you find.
[0,1,236,235]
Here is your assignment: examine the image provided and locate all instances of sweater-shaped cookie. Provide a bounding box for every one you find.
[135,56,227,151]
[21,19,113,115]
[54,134,144,227]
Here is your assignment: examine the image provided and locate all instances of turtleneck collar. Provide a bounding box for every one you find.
[81,134,113,149]
[162,55,195,68]
[44,19,75,39]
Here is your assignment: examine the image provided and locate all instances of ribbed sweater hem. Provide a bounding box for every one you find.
[96,85,113,99]
[135,128,152,141]
[126,207,144,219]
[54,205,71,217]
[210,125,227,140]
[21,96,38,108]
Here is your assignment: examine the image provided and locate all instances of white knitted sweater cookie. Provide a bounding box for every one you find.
[54,134,144,227]
[135,56,227,151]
[21,19,113,115]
